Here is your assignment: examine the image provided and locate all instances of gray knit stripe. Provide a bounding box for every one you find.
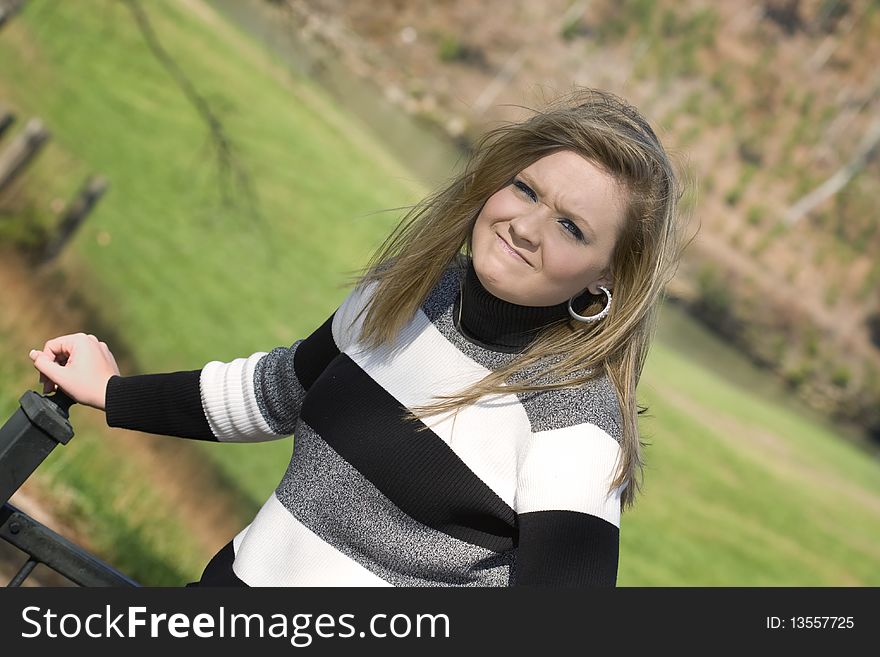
[420,264,521,372]
[274,421,515,587]
[517,377,624,439]
[252,340,308,436]
[421,262,623,441]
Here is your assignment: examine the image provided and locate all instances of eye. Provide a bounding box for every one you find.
[558,218,586,243]
[513,179,537,202]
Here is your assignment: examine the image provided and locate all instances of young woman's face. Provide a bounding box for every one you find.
[471,150,627,307]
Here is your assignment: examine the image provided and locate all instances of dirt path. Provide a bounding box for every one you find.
[0,247,249,585]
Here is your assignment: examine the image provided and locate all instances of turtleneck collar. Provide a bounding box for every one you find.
[451,258,572,353]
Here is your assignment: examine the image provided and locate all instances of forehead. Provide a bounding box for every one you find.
[520,151,626,240]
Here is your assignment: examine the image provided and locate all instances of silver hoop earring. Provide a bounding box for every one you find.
[568,286,612,323]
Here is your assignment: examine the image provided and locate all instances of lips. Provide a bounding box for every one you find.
[496,233,531,266]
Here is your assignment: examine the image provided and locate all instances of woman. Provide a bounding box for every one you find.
[28,88,689,587]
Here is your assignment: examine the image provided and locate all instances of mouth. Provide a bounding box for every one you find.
[496,233,531,266]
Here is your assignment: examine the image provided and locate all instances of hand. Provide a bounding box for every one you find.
[28,333,121,411]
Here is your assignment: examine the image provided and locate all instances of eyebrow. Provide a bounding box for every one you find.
[519,171,598,242]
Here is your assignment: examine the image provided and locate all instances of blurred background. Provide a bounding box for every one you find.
[0,0,878,586]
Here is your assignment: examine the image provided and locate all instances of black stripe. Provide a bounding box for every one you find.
[300,354,516,552]
[514,510,619,588]
[105,371,216,441]
[293,312,339,389]
[187,540,248,587]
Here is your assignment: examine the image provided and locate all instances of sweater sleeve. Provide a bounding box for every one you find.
[514,422,625,587]
[105,311,341,442]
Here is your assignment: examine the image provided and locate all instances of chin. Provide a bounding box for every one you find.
[483,272,527,305]
[488,282,520,304]
[471,257,502,293]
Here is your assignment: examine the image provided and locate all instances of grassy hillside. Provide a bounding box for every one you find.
[300,0,880,437]
[0,0,421,503]
[0,0,419,583]
[629,303,879,585]
[0,0,877,586]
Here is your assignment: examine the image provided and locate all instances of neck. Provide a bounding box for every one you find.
[453,258,571,352]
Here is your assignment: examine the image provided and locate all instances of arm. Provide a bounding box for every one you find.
[30,279,374,441]
[514,422,624,587]
[105,312,341,442]
[29,311,345,442]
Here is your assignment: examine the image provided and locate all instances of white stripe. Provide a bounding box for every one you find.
[200,352,281,442]
[516,423,624,528]
[345,306,531,509]
[231,493,392,587]
[331,280,377,353]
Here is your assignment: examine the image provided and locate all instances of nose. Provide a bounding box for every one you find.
[508,205,545,246]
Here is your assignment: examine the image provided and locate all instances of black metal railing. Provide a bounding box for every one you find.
[0,389,139,586]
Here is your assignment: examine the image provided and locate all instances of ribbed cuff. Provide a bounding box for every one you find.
[105,370,216,441]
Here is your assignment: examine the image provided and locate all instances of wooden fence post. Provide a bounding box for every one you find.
[0,0,26,30]
[36,175,108,266]
[0,106,14,140]
[0,117,49,196]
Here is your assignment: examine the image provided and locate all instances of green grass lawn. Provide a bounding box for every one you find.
[0,0,420,583]
[626,304,880,585]
[0,0,877,586]
[0,0,421,509]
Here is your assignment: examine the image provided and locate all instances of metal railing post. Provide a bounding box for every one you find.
[0,390,140,586]
[0,390,75,507]
[1,503,139,587]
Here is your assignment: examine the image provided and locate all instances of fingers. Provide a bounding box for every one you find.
[38,333,102,364]
[30,348,66,375]
[29,333,109,397]
[40,333,81,366]
[39,372,56,394]
[86,333,109,350]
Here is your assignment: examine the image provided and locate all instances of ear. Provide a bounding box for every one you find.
[587,274,614,296]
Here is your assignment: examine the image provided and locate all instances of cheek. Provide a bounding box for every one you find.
[472,210,489,246]
[542,247,600,285]
[477,189,518,225]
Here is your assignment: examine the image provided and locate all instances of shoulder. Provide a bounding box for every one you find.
[516,368,623,442]
[420,254,467,322]
[331,255,465,352]
[331,276,381,352]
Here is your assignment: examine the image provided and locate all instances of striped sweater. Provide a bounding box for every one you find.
[105,258,626,587]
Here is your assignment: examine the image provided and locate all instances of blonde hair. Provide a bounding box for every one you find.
[345,88,693,512]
